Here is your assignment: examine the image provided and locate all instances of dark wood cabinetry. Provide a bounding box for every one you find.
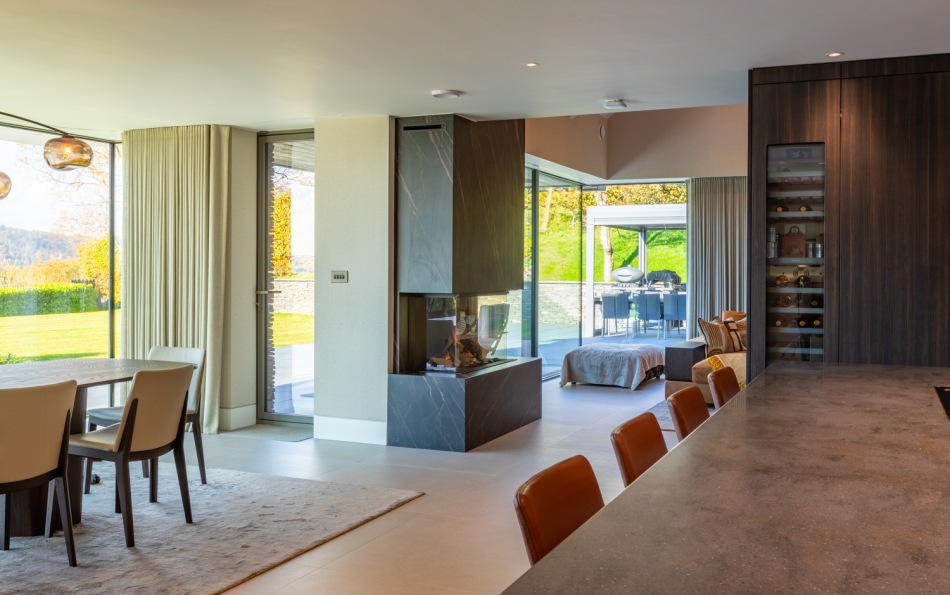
[749,54,950,379]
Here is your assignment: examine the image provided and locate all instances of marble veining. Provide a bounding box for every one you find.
[388,358,541,452]
[504,362,950,593]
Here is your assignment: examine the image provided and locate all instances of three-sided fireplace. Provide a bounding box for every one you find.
[397,293,514,375]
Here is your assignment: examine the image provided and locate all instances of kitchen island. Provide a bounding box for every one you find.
[504,361,950,593]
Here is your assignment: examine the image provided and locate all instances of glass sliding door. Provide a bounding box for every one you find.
[535,172,583,379]
[257,132,315,423]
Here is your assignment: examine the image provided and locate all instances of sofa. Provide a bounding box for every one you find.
[664,310,747,405]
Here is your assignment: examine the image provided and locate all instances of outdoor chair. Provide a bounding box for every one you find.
[639,292,663,338]
[602,292,631,336]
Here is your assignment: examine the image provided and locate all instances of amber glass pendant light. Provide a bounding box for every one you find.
[0,111,94,198]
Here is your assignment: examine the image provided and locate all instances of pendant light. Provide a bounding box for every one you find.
[0,110,94,199]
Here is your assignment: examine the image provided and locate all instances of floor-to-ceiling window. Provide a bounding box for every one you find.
[523,169,584,379]
[257,132,315,422]
[0,124,122,409]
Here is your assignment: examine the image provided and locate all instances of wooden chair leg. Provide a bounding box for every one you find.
[84,423,97,494]
[173,446,193,524]
[54,477,77,567]
[84,456,94,494]
[192,422,207,485]
[142,459,149,479]
[115,461,135,547]
[1,493,9,551]
[45,480,56,538]
[149,459,158,503]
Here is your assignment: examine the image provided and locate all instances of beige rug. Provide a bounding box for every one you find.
[0,466,423,594]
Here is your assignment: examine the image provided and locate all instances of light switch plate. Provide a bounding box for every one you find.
[331,270,349,283]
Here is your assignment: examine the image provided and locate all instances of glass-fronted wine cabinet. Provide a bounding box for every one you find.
[765,143,825,364]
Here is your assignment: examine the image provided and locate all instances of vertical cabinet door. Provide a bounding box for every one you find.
[839,73,950,365]
[749,79,841,379]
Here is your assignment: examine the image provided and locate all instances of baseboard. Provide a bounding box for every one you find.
[314,415,387,445]
[219,404,257,431]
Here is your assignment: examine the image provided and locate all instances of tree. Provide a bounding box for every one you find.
[78,237,119,301]
[271,188,292,278]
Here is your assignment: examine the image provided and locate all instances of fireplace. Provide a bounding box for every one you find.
[398,293,515,375]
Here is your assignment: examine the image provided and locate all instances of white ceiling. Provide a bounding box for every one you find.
[2,0,948,140]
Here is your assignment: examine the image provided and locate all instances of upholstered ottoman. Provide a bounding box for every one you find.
[560,344,665,389]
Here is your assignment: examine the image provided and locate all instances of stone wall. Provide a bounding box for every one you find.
[272,279,314,315]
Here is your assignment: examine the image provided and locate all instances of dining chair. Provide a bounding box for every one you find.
[708,367,741,409]
[601,292,631,336]
[666,385,710,441]
[610,412,669,487]
[639,292,663,338]
[0,380,78,566]
[665,292,687,336]
[513,455,604,565]
[69,365,194,548]
[85,346,206,492]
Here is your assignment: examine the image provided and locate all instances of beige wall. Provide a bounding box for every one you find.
[219,127,258,430]
[606,104,747,180]
[313,116,394,444]
[525,105,748,181]
[525,115,608,179]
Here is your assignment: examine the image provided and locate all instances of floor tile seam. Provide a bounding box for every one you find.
[277,566,496,595]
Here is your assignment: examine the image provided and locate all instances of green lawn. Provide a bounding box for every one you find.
[0,311,314,362]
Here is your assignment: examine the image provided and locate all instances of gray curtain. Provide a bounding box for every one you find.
[120,125,230,433]
[686,176,748,337]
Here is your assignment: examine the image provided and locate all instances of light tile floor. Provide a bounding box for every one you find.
[205,377,677,594]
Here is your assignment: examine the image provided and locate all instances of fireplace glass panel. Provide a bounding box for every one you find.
[422,293,514,373]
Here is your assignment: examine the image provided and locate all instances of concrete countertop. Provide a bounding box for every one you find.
[504,361,950,593]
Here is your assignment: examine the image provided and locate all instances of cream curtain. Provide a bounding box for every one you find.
[686,176,748,337]
[121,125,230,433]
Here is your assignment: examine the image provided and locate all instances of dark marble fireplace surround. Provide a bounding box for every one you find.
[388,114,541,452]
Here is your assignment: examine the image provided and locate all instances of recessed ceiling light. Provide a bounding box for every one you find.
[827,51,844,58]
[431,89,462,99]
[603,99,627,110]
[525,62,539,68]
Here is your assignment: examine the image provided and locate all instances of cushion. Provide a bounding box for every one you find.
[708,353,747,389]
[722,310,746,322]
[697,318,741,356]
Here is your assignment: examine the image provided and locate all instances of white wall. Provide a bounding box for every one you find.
[313,116,394,444]
[219,127,258,430]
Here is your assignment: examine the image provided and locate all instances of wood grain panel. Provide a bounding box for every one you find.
[841,53,950,79]
[838,73,950,365]
[748,80,840,379]
[750,63,839,86]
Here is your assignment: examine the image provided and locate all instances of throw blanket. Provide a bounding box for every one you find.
[708,352,746,388]
[560,344,665,389]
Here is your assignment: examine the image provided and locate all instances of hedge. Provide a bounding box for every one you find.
[0,283,102,317]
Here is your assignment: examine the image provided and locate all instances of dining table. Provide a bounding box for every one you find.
[0,357,190,536]
[503,361,950,593]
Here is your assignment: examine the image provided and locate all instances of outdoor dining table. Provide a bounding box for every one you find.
[0,357,188,536]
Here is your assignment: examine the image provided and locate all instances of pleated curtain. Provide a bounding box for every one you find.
[686,176,748,337]
[121,125,230,433]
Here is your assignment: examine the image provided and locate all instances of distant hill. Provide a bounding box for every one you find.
[0,225,82,268]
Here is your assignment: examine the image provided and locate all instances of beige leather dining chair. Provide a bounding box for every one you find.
[0,380,78,566]
[610,412,669,487]
[69,365,194,548]
[514,455,604,565]
[85,346,206,492]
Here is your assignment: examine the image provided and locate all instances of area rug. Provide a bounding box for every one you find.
[646,399,714,431]
[0,466,423,594]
